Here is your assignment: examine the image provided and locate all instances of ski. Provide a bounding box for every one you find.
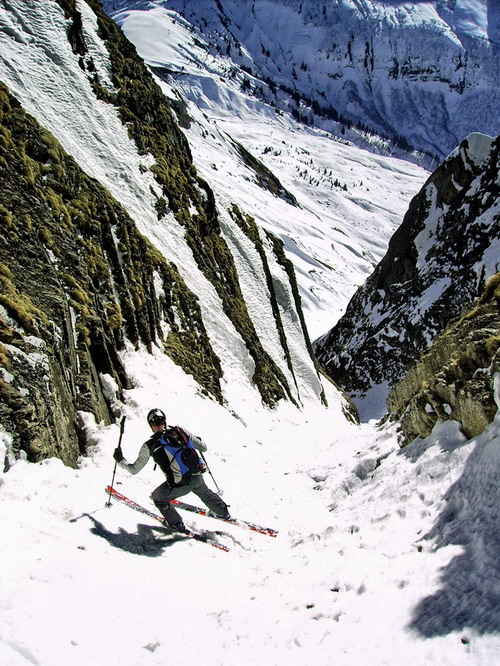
[169,497,278,537]
[105,486,229,552]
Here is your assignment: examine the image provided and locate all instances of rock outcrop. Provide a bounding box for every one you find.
[0,84,222,466]
[387,274,500,443]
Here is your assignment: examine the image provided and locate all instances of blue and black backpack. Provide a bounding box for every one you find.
[159,426,205,486]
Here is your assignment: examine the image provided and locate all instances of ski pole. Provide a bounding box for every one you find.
[200,450,223,495]
[106,415,126,507]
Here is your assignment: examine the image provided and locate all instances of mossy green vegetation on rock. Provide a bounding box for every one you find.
[1,0,320,468]
[387,273,500,444]
[0,83,222,465]
[79,0,295,407]
[228,205,297,404]
[232,140,298,206]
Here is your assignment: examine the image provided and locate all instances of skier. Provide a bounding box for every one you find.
[113,408,230,531]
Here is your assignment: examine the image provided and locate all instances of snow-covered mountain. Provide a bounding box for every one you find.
[2,0,354,464]
[105,0,500,161]
[1,2,499,664]
[315,133,500,420]
[99,0,499,423]
[100,0,431,339]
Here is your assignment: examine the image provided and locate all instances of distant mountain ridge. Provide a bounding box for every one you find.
[106,0,500,161]
[101,0,430,340]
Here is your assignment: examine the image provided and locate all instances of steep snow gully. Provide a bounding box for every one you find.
[0,2,499,664]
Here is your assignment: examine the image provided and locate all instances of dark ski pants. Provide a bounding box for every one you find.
[151,475,228,526]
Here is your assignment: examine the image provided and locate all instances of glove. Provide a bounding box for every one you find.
[113,447,124,463]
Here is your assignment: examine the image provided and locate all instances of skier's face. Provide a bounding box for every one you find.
[150,420,165,433]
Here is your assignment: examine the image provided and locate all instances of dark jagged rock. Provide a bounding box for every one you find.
[0,84,222,466]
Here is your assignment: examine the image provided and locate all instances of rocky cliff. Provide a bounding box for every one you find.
[0,0,327,467]
[0,82,224,465]
[315,133,500,420]
[387,273,500,444]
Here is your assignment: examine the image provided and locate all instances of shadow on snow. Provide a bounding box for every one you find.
[85,514,188,556]
[405,426,500,636]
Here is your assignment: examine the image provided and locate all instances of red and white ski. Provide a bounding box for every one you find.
[169,497,278,537]
[105,486,229,552]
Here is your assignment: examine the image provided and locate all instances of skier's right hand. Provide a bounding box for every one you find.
[113,447,124,463]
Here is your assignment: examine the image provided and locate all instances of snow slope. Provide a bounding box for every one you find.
[123,0,500,160]
[105,1,428,338]
[1,348,499,665]
[0,0,428,344]
[1,2,499,664]
[0,0,323,411]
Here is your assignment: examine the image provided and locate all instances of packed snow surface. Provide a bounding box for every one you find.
[1,350,499,665]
